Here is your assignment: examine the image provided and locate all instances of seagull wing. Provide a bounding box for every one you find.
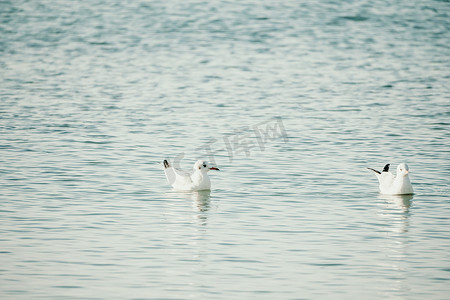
[163,160,193,188]
[367,167,382,181]
[379,171,395,192]
[368,164,391,183]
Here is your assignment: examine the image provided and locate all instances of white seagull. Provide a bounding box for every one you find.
[163,159,219,191]
[368,163,414,195]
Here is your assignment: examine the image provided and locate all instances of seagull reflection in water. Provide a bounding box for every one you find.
[191,190,211,227]
[191,190,211,213]
[378,193,414,235]
[379,193,414,212]
[165,190,212,226]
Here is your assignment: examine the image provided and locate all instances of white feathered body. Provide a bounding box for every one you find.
[163,160,213,191]
[373,168,414,195]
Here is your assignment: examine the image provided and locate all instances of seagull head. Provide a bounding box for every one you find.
[194,160,220,173]
[397,163,410,176]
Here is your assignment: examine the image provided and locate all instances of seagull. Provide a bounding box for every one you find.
[163,159,219,191]
[367,163,414,195]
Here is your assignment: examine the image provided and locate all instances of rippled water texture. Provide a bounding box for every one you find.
[1,0,449,299]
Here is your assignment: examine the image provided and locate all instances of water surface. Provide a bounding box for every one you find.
[1,0,449,299]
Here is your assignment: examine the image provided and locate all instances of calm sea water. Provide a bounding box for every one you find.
[1,0,449,299]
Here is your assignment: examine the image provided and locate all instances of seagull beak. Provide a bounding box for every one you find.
[209,167,220,171]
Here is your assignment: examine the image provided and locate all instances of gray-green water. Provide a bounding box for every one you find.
[1,0,449,299]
